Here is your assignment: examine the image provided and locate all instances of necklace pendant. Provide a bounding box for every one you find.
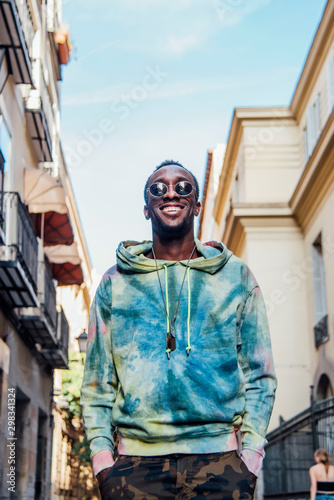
[167,331,176,351]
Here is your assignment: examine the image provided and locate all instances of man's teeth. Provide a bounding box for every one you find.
[162,206,181,213]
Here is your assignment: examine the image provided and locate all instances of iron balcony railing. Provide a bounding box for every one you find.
[19,254,58,349]
[263,397,334,499]
[39,259,57,332]
[39,306,69,369]
[0,192,38,301]
[58,306,69,357]
[314,314,329,348]
[27,58,55,142]
[0,0,35,83]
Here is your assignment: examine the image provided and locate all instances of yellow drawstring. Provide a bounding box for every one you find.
[163,265,192,357]
[163,265,172,356]
[186,267,191,355]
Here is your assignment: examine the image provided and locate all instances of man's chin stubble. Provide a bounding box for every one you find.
[155,217,192,237]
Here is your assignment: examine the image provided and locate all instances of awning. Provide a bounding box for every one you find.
[44,243,81,265]
[0,0,33,84]
[45,243,83,286]
[24,167,67,214]
[35,212,74,246]
[52,262,83,286]
[24,168,74,246]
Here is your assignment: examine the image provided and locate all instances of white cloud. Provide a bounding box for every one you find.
[120,0,195,10]
[69,0,272,61]
[212,0,272,26]
[62,79,241,107]
[163,34,200,55]
[62,66,297,108]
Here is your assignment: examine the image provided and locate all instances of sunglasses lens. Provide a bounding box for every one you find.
[175,181,193,196]
[149,182,167,197]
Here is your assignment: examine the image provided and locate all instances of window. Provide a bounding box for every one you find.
[304,94,321,160]
[311,234,329,348]
[234,174,239,203]
[316,374,333,401]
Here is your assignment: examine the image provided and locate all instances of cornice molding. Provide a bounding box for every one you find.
[198,150,213,240]
[223,202,297,256]
[213,109,242,222]
[213,107,293,224]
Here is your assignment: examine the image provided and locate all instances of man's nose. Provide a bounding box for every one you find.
[163,184,179,198]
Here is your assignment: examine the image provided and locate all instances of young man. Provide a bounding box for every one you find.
[81,160,277,499]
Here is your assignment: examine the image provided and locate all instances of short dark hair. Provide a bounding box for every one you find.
[144,160,200,204]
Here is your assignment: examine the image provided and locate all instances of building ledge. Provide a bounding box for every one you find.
[223,202,297,255]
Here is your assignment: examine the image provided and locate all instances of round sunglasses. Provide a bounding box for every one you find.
[147,181,195,198]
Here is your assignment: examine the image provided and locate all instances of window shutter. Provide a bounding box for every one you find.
[327,57,334,112]
[306,106,316,157]
[311,244,328,324]
[314,94,321,140]
[304,127,309,161]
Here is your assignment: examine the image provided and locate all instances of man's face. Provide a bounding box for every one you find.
[144,166,201,237]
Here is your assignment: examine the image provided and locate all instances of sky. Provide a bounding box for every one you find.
[60,0,328,277]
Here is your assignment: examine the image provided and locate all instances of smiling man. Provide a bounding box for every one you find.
[81,160,277,500]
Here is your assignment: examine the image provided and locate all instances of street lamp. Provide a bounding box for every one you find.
[76,330,88,354]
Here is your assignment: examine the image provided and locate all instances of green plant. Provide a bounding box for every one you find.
[62,352,85,419]
[61,352,91,465]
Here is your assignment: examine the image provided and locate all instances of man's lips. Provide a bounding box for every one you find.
[160,204,184,215]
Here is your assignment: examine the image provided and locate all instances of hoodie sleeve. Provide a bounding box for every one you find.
[237,284,277,477]
[81,283,118,474]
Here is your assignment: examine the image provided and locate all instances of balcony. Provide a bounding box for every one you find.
[314,314,329,349]
[19,255,58,348]
[0,192,39,308]
[41,306,69,369]
[25,58,54,162]
[0,0,34,84]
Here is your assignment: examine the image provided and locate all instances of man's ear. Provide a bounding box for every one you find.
[144,205,150,220]
[195,201,201,217]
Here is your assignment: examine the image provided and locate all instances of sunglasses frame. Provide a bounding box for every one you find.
[147,181,196,198]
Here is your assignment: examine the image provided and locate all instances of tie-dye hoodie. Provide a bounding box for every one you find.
[81,239,277,477]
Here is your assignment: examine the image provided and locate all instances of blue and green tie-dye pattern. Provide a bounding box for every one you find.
[81,238,277,477]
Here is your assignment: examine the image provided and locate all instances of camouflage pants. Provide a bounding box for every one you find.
[100,450,257,500]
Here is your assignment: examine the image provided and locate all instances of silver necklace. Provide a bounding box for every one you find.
[152,244,196,358]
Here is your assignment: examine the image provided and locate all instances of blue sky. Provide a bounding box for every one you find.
[60,0,328,276]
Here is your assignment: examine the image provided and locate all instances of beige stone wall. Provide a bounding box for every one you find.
[303,186,334,393]
[243,119,301,203]
[242,222,312,428]
[199,1,334,434]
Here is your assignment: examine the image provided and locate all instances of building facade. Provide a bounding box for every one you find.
[198,0,334,495]
[0,1,93,498]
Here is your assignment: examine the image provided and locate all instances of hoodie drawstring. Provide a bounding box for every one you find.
[186,266,191,355]
[163,264,192,357]
[163,265,172,358]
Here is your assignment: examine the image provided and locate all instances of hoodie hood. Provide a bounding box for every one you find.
[116,238,233,275]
